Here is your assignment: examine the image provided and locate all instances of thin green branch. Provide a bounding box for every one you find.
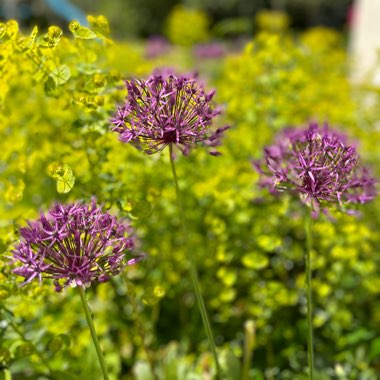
[169,144,221,379]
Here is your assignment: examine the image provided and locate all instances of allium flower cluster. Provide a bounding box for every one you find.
[12,201,139,292]
[255,122,376,214]
[111,74,229,156]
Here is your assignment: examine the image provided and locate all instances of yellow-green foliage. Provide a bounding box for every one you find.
[218,29,356,154]
[0,16,150,213]
[255,10,290,33]
[0,17,153,375]
[165,5,210,46]
[1,18,380,379]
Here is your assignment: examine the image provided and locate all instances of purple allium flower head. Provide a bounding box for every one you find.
[255,122,376,215]
[12,201,140,292]
[111,74,229,156]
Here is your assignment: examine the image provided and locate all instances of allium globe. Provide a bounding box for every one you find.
[12,201,140,291]
[256,122,376,214]
[111,74,228,156]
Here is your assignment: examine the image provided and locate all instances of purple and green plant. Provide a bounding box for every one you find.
[112,73,229,379]
[112,74,228,156]
[12,200,141,380]
[256,122,376,379]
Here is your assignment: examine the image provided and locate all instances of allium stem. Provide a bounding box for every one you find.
[305,212,314,379]
[78,286,110,380]
[169,144,222,379]
[242,320,256,380]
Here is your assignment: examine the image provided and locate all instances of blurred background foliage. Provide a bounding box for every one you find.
[0,0,353,38]
[1,2,380,380]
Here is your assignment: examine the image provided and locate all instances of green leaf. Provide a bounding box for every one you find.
[80,122,106,137]
[37,26,62,48]
[74,95,104,111]
[344,327,375,345]
[87,15,110,36]
[6,20,18,39]
[48,334,71,353]
[15,26,38,51]
[0,23,6,38]
[47,25,63,40]
[0,347,11,367]
[50,65,71,85]
[14,342,34,358]
[48,162,75,194]
[69,20,97,39]
[0,285,11,300]
[44,76,58,97]
[76,63,99,75]
[223,349,241,380]
[242,251,269,270]
[213,17,252,37]
[118,198,153,220]
[369,337,380,361]
[344,328,374,346]
[37,34,51,47]
[130,201,153,220]
[30,26,38,41]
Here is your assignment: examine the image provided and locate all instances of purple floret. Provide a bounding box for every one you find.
[12,200,141,291]
[255,122,376,215]
[111,74,229,156]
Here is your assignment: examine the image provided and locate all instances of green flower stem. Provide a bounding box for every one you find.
[242,320,255,380]
[78,286,109,380]
[169,145,221,379]
[305,212,314,380]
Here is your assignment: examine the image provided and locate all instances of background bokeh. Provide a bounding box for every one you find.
[0,0,353,37]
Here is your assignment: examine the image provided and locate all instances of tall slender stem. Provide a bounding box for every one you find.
[305,212,314,379]
[78,286,110,380]
[242,320,255,380]
[169,145,221,379]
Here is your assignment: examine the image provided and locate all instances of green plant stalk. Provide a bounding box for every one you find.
[169,145,221,379]
[305,212,314,380]
[242,320,256,380]
[78,286,110,380]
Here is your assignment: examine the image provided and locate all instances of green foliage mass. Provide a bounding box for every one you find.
[1,15,380,380]
[165,6,211,46]
[218,28,356,154]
